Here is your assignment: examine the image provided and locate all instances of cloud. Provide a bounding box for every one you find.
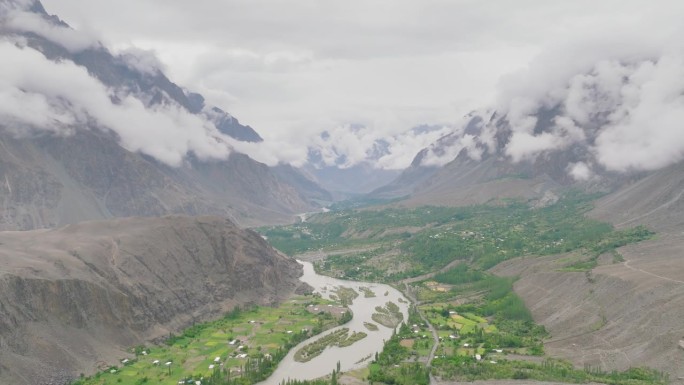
[116,46,166,75]
[40,0,544,170]
[0,85,76,135]
[408,31,684,178]
[568,162,593,181]
[481,25,684,176]
[0,40,233,166]
[0,0,36,14]
[506,131,566,162]
[0,4,460,171]
[3,6,100,52]
[241,122,453,170]
[593,54,684,172]
[12,0,684,176]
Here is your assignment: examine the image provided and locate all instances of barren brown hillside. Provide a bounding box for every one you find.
[491,168,684,384]
[0,215,304,385]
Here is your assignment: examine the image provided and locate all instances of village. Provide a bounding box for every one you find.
[73,295,351,385]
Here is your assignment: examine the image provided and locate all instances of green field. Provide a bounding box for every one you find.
[72,296,346,385]
[417,272,666,385]
[74,191,663,385]
[260,193,653,282]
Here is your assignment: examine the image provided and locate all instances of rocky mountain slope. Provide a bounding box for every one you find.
[493,240,684,382]
[373,48,682,206]
[589,162,684,232]
[486,163,684,382]
[370,106,626,207]
[0,215,305,385]
[304,163,401,197]
[376,149,564,208]
[0,128,315,229]
[0,1,327,229]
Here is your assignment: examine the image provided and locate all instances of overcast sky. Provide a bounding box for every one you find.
[15,1,684,170]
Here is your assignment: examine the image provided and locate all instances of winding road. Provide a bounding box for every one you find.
[401,283,439,367]
[400,283,441,385]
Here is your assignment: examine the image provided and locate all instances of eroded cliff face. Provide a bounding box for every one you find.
[0,216,303,385]
[0,129,317,231]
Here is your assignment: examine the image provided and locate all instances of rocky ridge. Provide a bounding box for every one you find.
[0,215,304,385]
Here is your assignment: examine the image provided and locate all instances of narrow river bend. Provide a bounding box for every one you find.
[257,260,410,385]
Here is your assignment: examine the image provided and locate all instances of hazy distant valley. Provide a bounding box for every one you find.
[2,1,684,385]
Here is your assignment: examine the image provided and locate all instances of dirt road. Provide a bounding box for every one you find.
[402,283,439,368]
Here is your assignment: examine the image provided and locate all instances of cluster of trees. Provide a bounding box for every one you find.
[450,275,534,322]
[401,196,623,272]
[178,341,318,385]
[433,264,484,285]
[365,327,430,385]
[433,357,668,385]
[315,249,386,281]
[166,306,245,346]
[198,355,280,385]
[368,362,430,385]
[264,193,655,283]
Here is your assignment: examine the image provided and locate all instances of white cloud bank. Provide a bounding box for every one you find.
[5,1,684,177]
[0,3,472,170]
[0,40,233,166]
[419,38,684,179]
[501,48,684,175]
[2,4,100,52]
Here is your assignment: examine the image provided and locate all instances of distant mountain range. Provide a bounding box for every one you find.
[370,108,647,207]
[371,45,684,207]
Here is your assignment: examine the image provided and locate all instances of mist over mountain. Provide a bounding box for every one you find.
[4,0,684,215]
[0,0,329,229]
[372,39,684,203]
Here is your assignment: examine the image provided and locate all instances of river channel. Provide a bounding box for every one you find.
[257,260,410,385]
